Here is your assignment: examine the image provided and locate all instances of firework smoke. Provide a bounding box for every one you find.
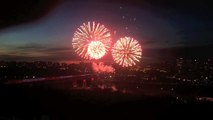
[92,62,115,73]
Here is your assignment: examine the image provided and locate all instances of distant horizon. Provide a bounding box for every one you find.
[1,44,212,62]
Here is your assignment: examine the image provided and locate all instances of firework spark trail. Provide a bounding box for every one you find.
[72,21,111,59]
[112,37,142,67]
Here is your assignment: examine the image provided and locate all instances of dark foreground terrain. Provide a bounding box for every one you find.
[0,83,212,120]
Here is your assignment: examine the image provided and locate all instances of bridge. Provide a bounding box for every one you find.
[5,74,93,85]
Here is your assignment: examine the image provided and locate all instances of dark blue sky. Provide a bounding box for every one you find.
[0,0,212,61]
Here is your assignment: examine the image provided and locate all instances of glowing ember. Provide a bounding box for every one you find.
[87,41,106,59]
[72,21,111,59]
[112,37,142,67]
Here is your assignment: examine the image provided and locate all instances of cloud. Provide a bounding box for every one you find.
[143,40,159,45]
[0,54,44,61]
[0,43,77,61]
[15,43,45,50]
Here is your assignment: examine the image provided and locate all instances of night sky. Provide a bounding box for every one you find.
[0,0,213,61]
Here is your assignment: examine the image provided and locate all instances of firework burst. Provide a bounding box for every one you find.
[87,41,106,59]
[72,21,111,59]
[112,37,142,67]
